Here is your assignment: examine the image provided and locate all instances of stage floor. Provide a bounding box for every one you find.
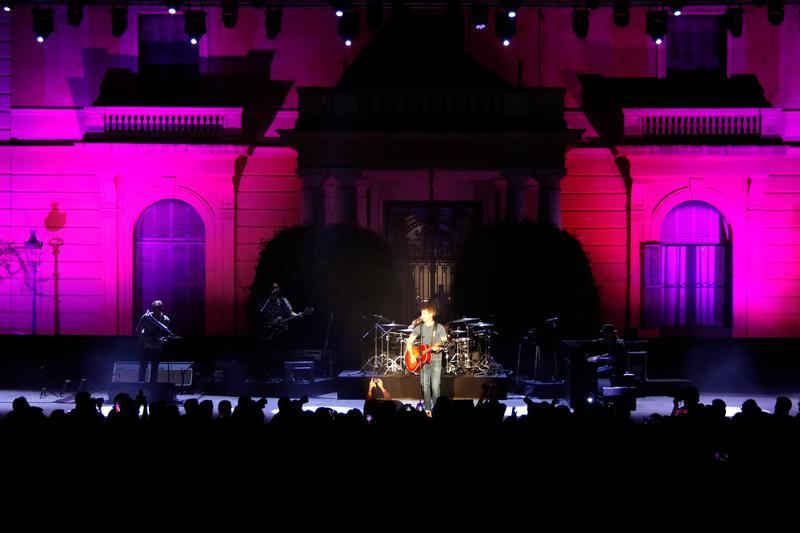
[1,388,798,422]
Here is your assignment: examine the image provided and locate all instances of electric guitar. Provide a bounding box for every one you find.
[405,341,450,373]
[260,307,313,341]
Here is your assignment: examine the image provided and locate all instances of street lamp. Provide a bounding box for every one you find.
[23,229,44,335]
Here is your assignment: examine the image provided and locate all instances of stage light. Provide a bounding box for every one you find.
[723,6,743,38]
[471,2,488,30]
[502,0,519,19]
[767,0,783,25]
[645,9,668,45]
[1,1,14,13]
[338,9,359,46]
[331,0,350,18]
[184,9,207,45]
[572,8,589,39]
[613,0,629,28]
[221,0,238,29]
[366,0,383,29]
[265,6,282,39]
[111,5,128,38]
[167,0,181,15]
[32,7,54,43]
[67,0,83,27]
[668,0,685,17]
[495,9,516,46]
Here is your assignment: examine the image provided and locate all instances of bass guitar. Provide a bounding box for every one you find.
[261,307,314,341]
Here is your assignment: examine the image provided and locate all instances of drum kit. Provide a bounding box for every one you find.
[360,314,505,376]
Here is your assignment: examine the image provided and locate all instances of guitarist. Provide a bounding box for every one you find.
[259,282,298,378]
[405,303,448,413]
[135,300,174,384]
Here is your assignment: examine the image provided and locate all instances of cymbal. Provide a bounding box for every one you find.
[472,322,494,327]
[398,328,413,333]
[450,316,479,323]
[380,322,406,328]
[450,329,468,334]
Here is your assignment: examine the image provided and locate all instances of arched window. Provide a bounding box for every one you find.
[643,201,731,331]
[134,200,205,336]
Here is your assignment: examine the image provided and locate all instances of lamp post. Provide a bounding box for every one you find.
[23,229,44,335]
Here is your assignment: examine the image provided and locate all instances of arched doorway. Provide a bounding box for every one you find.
[134,199,205,336]
[643,201,731,332]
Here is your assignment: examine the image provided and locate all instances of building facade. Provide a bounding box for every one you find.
[2,3,800,337]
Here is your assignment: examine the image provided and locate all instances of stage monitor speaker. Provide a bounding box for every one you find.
[111,361,142,383]
[284,360,314,383]
[156,362,193,386]
[111,361,193,386]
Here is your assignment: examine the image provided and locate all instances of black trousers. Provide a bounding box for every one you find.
[139,348,162,384]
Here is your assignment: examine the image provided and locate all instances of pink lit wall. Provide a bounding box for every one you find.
[0,145,302,335]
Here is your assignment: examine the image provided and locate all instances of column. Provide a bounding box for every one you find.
[297,168,327,226]
[535,170,566,228]
[331,168,361,225]
[501,170,532,222]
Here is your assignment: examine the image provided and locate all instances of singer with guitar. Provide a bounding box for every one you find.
[405,303,449,413]
[258,282,310,379]
[135,300,177,384]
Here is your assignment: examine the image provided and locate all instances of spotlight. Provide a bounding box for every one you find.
[471,2,488,30]
[612,0,629,28]
[221,0,238,29]
[668,0,685,17]
[338,9,359,46]
[167,0,181,15]
[184,9,207,45]
[1,1,14,13]
[645,10,668,45]
[572,8,589,39]
[767,0,783,25]
[502,0,519,19]
[331,0,350,18]
[723,6,743,38]
[32,7,54,43]
[366,0,383,30]
[265,6,282,40]
[67,0,83,27]
[495,9,516,46]
[111,5,128,38]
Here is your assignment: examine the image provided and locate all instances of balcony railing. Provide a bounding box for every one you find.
[623,108,783,141]
[85,106,242,137]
